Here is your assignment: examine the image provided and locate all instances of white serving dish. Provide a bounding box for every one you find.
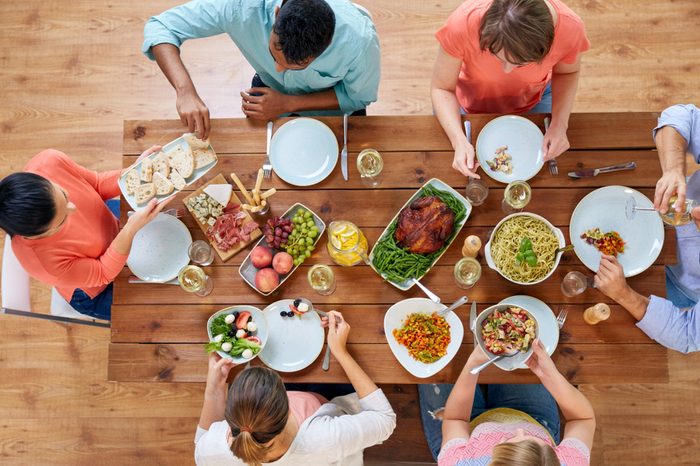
[368,178,472,291]
[238,203,326,296]
[385,298,464,378]
[206,305,268,363]
[484,212,566,285]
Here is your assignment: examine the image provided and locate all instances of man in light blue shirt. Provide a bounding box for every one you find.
[595,104,700,353]
[143,0,380,138]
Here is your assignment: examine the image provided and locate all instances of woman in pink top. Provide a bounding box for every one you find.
[419,342,595,465]
[431,0,590,178]
[195,311,396,465]
[0,148,169,320]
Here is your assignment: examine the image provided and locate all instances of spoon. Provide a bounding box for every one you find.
[438,296,468,317]
[411,278,441,304]
[555,244,574,256]
[469,349,520,375]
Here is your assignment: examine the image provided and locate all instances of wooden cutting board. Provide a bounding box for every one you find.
[183,173,262,262]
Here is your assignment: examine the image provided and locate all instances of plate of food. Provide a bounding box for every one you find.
[269,118,338,186]
[475,115,544,183]
[239,204,325,295]
[126,213,192,282]
[485,213,565,285]
[570,186,664,277]
[385,298,464,378]
[259,298,325,372]
[183,174,262,261]
[205,305,268,363]
[474,296,558,371]
[369,178,472,290]
[120,133,218,210]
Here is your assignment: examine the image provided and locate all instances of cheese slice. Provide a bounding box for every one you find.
[203,184,232,206]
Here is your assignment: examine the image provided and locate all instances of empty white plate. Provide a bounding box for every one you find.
[385,298,464,379]
[475,115,544,183]
[126,213,192,282]
[570,186,664,277]
[269,118,339,186]
[259,299,325,372]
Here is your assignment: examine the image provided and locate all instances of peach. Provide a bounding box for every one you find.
[250,246,273,269]
[255,268,279,293]
[272,252,294,275]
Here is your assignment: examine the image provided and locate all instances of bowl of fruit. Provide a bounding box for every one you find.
[238,203,326,295]
[205,305,268,363]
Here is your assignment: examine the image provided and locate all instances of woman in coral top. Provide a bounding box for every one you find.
[420,342,595,465]
[0,148,169,320]
[431,0,590,178]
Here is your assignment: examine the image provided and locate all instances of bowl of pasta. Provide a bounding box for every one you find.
[484,213,566,285]
[474,303,539,371]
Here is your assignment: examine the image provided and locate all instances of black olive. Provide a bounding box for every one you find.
[293,298,302,308]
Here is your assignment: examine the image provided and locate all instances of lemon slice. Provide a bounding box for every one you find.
[330,234,342,250]
[331,223,351,236]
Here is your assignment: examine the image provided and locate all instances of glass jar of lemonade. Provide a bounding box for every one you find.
[326,221,369,266]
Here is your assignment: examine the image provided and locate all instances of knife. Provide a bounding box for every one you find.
[568,162,636,179]
[341,113,348,181]
[469,300,477,332]
[128,275,179,285]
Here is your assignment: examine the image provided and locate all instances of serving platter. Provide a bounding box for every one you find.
[368,178,472,291]
[182,173,262,262]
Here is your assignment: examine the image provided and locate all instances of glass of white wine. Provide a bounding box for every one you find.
[626,195,697,226]
[502,180,532,214]
[454,257,481,289]
[178,264,214,297]
[308,264,336,296]
[356,148,383,188]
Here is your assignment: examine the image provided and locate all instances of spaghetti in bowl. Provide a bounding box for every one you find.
[485,213,565,285]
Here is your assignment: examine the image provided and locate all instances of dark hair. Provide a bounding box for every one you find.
[226,367,289,466]
[0,172,56,237]
[480,0,555,65]
[273,0,336,65]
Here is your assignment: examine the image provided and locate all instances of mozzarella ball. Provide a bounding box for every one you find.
[246,322,258,332]
[221,342,232,352]
[224,314,235,325]
[214,334,224,343]
[298,302,309,313]
[242,349,254,359]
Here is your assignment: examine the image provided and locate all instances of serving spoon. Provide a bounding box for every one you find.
[469,349,520,375]
[554,244,574,257]
[438,296,468,317]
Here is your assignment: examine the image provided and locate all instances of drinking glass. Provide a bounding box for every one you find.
[307,264,336,296]
[560,271,592,297]
[326,220,369,266]
[454,257,481,289]
[188,240,215,266]
[356,148,383,188]
[626,195,696,226]
[465,177,489,206]
[502,180,531,214]
[178,264,214,297]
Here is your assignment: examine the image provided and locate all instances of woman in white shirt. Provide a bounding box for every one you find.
[195,311,397,465]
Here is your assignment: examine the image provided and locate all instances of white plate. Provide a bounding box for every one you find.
[126,213,192,282]
[206,305,269,363]
[475,115,544,183]
[570,186,664,277]
[259,299,325,372]
[269,118,339,186]
[384,298,464,378]
[480,295,558,371]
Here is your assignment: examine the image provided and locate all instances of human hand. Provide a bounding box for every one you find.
[692,206,700,230]
[452,141,480,178]
[322,311,350,357]
[176,90,211,139]
[594,254,629,302]
[654,171,687,214]
[125,197,172,232]
[542,123,570,161]
[525,339,558,380]
[204,352,236,398]
[240,87,289,120]
[121,145,162,176]
[466,345,490,368]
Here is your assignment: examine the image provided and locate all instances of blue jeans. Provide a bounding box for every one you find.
[666,267,697,309]
[418,383,561,461]
[459,83,552,115]
[67,199,120,321]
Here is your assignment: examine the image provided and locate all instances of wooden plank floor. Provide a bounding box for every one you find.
[1,0,699,464]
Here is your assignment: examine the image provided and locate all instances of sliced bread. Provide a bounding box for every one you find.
[135,182,156,205]
[169,168,187,190]
[140,159,153,182]
[124,169,140,196]
[169,146,195,178]
[183,132,210,151]
[153,172,174,196]
[193,148,217,169]
[153,153,170,178]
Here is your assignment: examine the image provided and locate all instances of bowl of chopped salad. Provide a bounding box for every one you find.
[206,305,268,363]
[384,298,464,378]
[474,303,539,371]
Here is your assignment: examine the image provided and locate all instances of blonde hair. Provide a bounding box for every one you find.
[490,439,560,466]
[225,367,289,466]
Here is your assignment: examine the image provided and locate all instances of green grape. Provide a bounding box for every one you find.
[308,230,318,239]
[304,211,312,219]
[306,220,315,227]
[305,237,313,245]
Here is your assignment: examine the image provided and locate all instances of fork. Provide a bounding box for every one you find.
[127,208,183,219]
[544,116,558,175]
[263,121,273,179]
[556,306,568,329]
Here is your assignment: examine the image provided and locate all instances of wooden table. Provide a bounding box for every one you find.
[109,113,673,385]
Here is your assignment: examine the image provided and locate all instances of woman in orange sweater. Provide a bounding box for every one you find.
[0,148,169,320]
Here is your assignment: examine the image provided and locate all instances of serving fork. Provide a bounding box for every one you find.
[544,116,558,175]
[263,121,273,179]
[556,306,568,329]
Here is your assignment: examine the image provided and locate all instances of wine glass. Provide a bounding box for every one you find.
[178,265,214,297]
[626,195,696,226]
[308,264,336,296]
[454,257,481,289]
[356,148,383,188]
[502,180,531,214]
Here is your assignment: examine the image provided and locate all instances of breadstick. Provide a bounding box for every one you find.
[260,188,277,199]
[251,204,264,213]
[241,203,253,211]
[261,200,267,207]
[230,173,255,205]
[253,169,263,205]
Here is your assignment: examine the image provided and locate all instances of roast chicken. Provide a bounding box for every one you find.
[395,196,455,254]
